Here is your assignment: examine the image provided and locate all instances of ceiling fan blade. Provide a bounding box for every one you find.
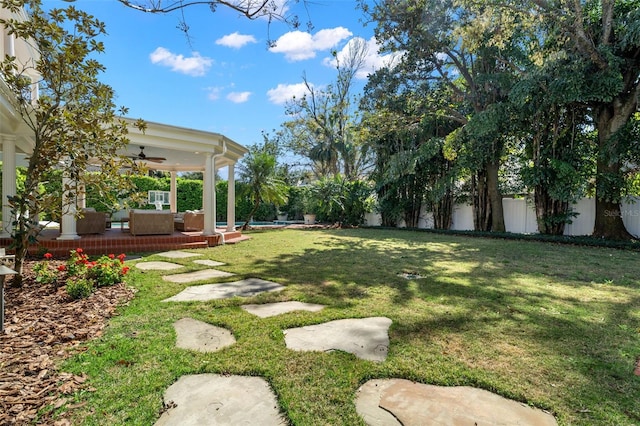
[145,157,166,163]
[133,146,166,163]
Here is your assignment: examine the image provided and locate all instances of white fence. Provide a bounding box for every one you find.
[364,197,640,238]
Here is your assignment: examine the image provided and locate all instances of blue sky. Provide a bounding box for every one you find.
[46,0,392,149]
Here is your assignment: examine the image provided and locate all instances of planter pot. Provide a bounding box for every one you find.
[277,214,288,222]
[303,214,316,225]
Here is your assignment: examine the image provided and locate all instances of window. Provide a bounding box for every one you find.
[148,190,170,206]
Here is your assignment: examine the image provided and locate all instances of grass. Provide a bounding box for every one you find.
[61,228,640,425]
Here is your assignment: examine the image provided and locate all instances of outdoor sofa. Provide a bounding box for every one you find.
[174,210,204,231]
[76,208,108,235]
[128,209,174,236]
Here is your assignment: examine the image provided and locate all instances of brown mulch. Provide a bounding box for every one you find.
[0,261,136,426]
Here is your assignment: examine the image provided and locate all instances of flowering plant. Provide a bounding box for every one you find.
[58,249,130,299]
[33,252,58,284]
[87,253,129,287]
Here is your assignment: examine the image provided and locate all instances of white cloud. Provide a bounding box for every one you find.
[216,32,257,49]
[227,91,252,103]
[322,36,402,80]
[149,47,212,76]
[269,27,352,61]
[267,83,312,105]
[206,86,223,101]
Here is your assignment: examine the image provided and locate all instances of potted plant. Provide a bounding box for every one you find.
[301,186,320,225]
[277,210,288,222]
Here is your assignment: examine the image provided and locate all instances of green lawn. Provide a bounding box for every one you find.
[61,228,640,425]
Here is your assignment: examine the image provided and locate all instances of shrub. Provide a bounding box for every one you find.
[308,176,374,225]
[87,254,129,287]
[65,248,89,277]
[56,249,129,298]
[66,278,94,300]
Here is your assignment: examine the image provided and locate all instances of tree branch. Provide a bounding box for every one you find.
[116,0,294,21]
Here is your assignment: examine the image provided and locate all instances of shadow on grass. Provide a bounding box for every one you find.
[241,228,640,424]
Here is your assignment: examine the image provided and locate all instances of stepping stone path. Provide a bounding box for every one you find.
[154,374,286,426]
[284,317,392,362]
[135,261,183,271]
[148,250,556,425]
[162,268,235,283]
[158,250,202,259]
[242,301,326,318]
[355,379,558,426]
[162,278,285,302]
[173,318,235,352]
[193,259,226,267]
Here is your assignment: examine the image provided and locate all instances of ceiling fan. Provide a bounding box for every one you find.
[131,146,166,163]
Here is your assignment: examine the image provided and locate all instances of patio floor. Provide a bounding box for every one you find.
[0,227,246,258]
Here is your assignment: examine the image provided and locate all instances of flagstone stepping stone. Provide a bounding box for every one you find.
[284,317,392,362]
[242,301,326,318]
[157,250,202,259]
[355,379,557,426]
[162,269,235,283]
[154,374,286,426]
[173,318,235,352]
[193,259,226,267]
[162,278,285,302]
[135,261,184,271]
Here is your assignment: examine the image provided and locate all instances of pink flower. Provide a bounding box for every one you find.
[57,265,66,272]
[108,254,115,259]
[76,248,83,254]
[43,253,53,260]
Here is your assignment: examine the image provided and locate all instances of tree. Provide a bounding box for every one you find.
[238,144,288,230]
[282,39,373,180]
[1,0,143,285]
[362,0,526,232]
[511,62,596,235]
[506,0,640,239]
[361,65,461,229]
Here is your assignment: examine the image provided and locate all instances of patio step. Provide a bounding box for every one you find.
[225,235,251,244]
[180,242,209,249]
[3,227,246,258]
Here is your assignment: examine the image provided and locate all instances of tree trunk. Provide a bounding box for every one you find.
[472,170,491,231]
[592,104,635,240]
[487,160,505,232]
[9,200,33,287]
[534,185,569,235]
[403,193,421,228]
[432,188,453,229]
[241,199,261,231]
[593,158,633,239]
[402,176,422,228]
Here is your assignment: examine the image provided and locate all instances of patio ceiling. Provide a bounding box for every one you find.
[1,117,248,171]
[119,118,248,172]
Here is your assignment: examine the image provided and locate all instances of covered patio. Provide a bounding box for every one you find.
[0,117,249,255]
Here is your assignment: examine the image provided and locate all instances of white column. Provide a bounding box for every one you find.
[1,135,17,237]
[212,158,218,231]
[57,163,80,240]
[226,163,236,232]
[170,171,177,212]
[4,32,14,57]
[202,153,215,235]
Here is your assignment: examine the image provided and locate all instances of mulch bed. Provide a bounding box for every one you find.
[0,261,136,425]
